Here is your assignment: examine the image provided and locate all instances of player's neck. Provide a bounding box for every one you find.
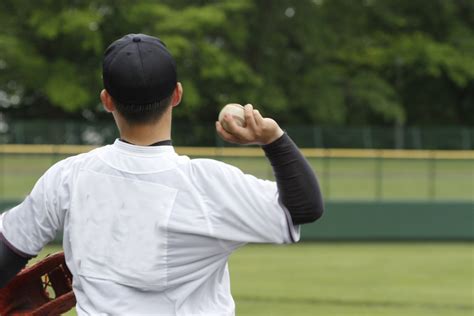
[116,113,172,146]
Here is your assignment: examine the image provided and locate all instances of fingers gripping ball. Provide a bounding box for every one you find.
[218,103,246,132]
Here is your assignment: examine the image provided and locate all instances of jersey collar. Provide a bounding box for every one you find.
[113,139,176,156]
[119,138,172,146]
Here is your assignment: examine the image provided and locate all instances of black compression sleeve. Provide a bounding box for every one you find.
[262,133,324,225]
[0,236,29,288]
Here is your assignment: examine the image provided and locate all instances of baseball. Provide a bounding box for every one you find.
[218,103,246,132]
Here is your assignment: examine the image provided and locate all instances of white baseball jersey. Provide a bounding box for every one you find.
[0,140,300,315]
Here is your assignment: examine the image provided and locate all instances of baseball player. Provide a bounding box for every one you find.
[0,34,324,315]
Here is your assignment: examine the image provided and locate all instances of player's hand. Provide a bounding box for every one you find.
[216,104,284,145]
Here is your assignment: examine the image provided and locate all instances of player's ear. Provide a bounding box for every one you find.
[171,82,183,108]
[100,89,116,113]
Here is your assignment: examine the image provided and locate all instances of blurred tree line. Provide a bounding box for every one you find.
[0,0,473,126]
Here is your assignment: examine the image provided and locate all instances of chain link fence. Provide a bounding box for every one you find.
[0,120,473,149]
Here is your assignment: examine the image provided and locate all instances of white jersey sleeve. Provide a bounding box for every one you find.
[190,159,300,245]
[1,160,71,256]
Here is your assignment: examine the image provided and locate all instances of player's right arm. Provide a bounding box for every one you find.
[216,104,324,225]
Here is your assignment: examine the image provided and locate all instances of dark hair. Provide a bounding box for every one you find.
[114,93,173,124]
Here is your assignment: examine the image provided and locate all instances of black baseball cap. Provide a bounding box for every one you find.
[102,33,177,105]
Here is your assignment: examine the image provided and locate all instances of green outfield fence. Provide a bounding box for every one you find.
[0,121,472,240]
[1,200,472,241]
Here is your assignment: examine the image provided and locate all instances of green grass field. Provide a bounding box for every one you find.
[36,243,473,316]
[1,154,473,202]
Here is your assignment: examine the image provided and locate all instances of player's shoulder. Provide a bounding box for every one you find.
[43,145,108,176]
[185,159,244,195]
[189,158,243,176]
[187,158,243,182]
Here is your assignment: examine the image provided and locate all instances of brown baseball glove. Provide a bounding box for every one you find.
[0,252,76,316]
